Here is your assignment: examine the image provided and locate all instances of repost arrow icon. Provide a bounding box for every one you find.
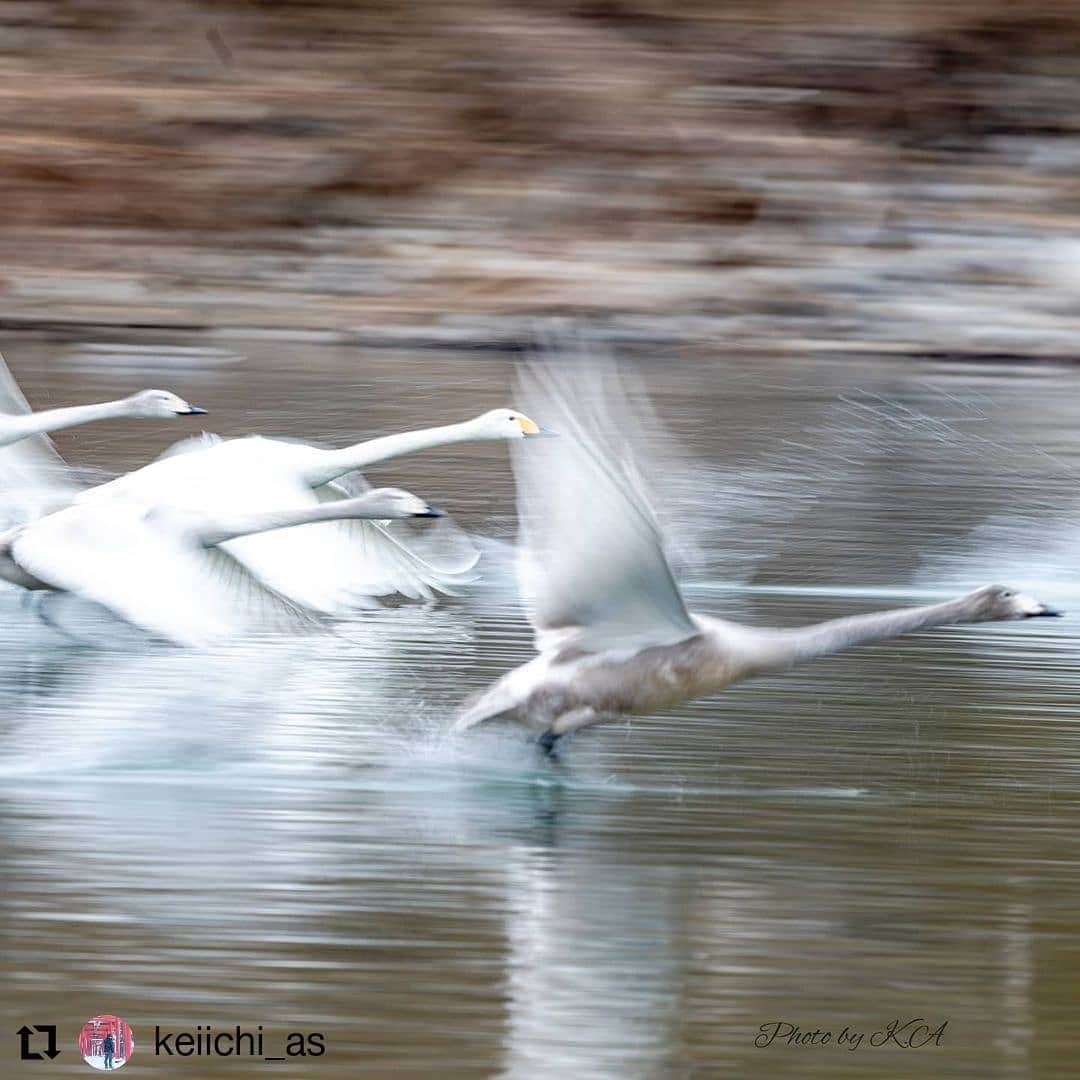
[16,1024,59,1061]
[39,1025,59,1059]
[17,1025,42,1061]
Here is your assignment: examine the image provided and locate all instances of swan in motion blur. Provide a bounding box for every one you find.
[0,388,206,448]
[0,350,205,521]
[454,347,1061,751]
[78,408,549,613]
[0,487,444,646]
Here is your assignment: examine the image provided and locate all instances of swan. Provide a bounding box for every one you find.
[0,387,206,448]
[76,408,550,613]
[0,350,205,521]
[453,349,1061,751]
[0,487,444,646]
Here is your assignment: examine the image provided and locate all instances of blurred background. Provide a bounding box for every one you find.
[3,5,1080,1080]
[1,0,1079,352]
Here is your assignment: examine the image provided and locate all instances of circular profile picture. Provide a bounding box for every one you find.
[79,1015,134,1072]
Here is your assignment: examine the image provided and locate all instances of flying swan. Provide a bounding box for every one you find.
[454,348,1061,753]
[0,388,206,448]
[0,349,205,520]
[0,487,444,646]
[77,408,550,614]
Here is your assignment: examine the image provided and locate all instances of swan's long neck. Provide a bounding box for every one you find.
[0,400,132,446]
[736,595,976,676]
[302,422,479,486]
[195,499,386,548]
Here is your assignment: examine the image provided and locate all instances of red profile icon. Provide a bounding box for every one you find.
[79,1015,134,1072]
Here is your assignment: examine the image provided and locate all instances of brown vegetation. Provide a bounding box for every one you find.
[0,1,1078,351]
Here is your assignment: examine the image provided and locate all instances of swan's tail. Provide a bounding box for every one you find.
[452,661,538,733]
[451,696,515,734]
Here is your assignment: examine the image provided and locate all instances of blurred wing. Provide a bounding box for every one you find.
[13,503,235,645]
[81,433,481,612]
[224,478,480,615]
[79,430,233,503]
[183,544,325,635]
[515,341,698,656]
[154,430,226,459]
[13,501,313,645]
[0,352,79,522]
[316,477,480,592]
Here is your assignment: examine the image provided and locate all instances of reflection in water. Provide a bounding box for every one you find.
[499,851,688,1080]
[1,344,1078,1078]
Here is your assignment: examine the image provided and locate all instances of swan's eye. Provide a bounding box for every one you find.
[508,415,517,421]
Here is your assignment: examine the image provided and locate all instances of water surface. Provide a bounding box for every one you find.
[1,341,1077,1078]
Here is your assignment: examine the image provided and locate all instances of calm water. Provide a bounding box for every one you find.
[1,339,1078,1079]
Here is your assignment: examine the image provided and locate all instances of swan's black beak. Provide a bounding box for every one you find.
[183,405,208,415]
[416,507,446,518]
[1030,606,1063,617]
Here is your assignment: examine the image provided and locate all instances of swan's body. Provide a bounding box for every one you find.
[459,594,1057,737]
[77,410,546,613]
[0,487,443,646]
[455,351,1060,742]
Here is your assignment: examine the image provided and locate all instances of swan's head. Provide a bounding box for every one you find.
[468,408,549,440]
[124,390,207,418]
[966,584,1062,622]
[348,487,445,519]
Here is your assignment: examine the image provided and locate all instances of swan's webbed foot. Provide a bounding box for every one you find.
[535,730,562,762]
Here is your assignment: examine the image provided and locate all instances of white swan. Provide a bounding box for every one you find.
[77,409,549,613]
[0,350,205,520]
[0,487,444,646]
[454,349,1061,750]
[0,388,206,448]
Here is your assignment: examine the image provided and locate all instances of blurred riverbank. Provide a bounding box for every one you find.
[2,2,1080,356]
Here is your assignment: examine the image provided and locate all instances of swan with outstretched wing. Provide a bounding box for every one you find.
[2,487,444,646]
[0,349,205,524]
[78,408,551,614]
[455,341,1060,753]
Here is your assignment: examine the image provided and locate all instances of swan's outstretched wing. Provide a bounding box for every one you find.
[11,500,313,645]
[176,544,325,635]
[154,430,226,459]
[219,477,479,615]
[0,352,79,522]
[82,434,480,613]
[79,429,232,505]
[314,475,479,593]
[515,343,698,656]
